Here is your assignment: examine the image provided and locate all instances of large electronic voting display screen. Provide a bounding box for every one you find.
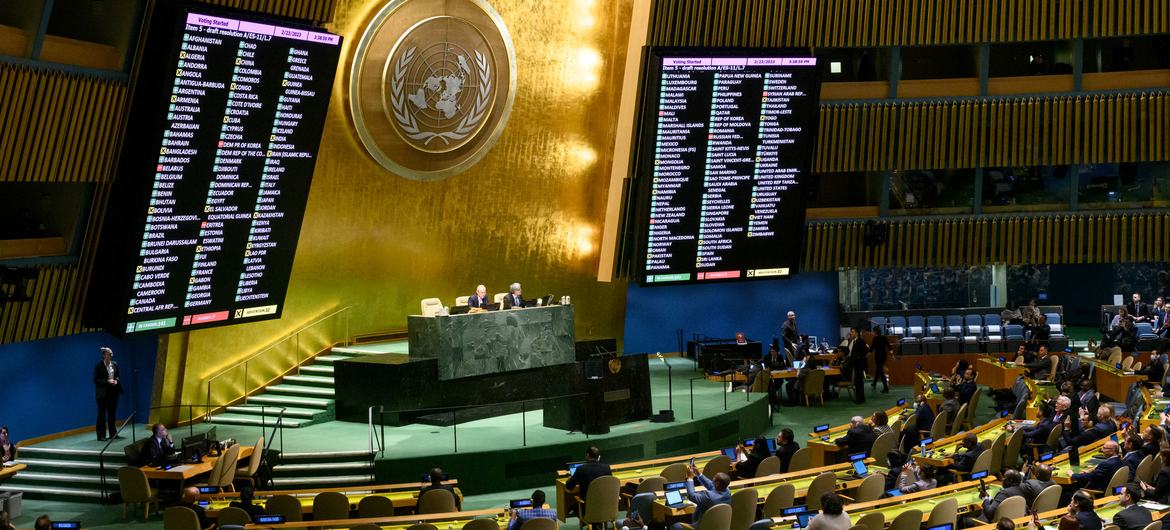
[86,4,341,334]
[636,48,821,286]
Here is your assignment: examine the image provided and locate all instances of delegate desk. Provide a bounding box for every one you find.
[244,507,505,530]
[969,495,1170,530]
[704,366,842,385]
[915,372,951,410]
[806,402,910,467]
[911,417,1014,467]
[652,461,881,524]
[1093,359,1148,402]
[0,463,26,483]
[1046,436,1112,485]
[977,357,1027,389]
[203,481,461,517]
[554,451,721,521]
[142,445,254,488]
[769,481,987,526]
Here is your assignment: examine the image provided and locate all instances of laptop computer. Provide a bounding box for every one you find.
[850,459,869,478]
[721,447,737,459]
[793,511,817,528]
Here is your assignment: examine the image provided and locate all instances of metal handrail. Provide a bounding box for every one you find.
[368,393,590,456]
[204,305,352,419]
[97,411,136,501]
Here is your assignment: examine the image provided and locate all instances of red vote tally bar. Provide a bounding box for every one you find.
[697,270,742,280]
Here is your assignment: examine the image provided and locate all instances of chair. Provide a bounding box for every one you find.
[835,377,855,401]
[628,493,657,527]
[235,437,264,487]
[1003,428,1024,469]
[455,295,470,307]
[1005,324,1025,340]
[984,314,1003,336]
[949,403,968,436]
[493,293,506,304]
[750,370,771,393]
[870,432,894,467]
[926,497,957,530]
[117,466,157,520]
[950,448,991,482]
[926,316,945,337]
[660,462,688,482]
[787,447,810,472]
[730,488,759,530]
[622,476,665,509]
[907,316,925,337]
[887,509,923,530]
[805,472,836,510]
[407,524,440,530]
[754,456,781,477]
[855,513,884,530]
[748,520,775,530]
[1033,484,1062,513]
[929,411,949,441]
[217,506,252,527]
[462,519,500,530]
[988,433,1006,476]
[518,520,558,530]
[853,474,884,503]
[314,491,350,521]
[888,316,907,336]
[351,525,382,530]
[802,370,825,406]
[697,504,732,530]
[1086,466,1130,497]
[358,495,395,518]
[196,443,241,492]
[964,314,984,337]
[945,315,964,336]
[421,297,443,316]
[1027,423,1063,459]
[418,488,457,514]
[1133,361,1144,371]
[995,496,1027,520]
[163,507,201,530]
[1142,523,1163,530]
[762,483,795,517]
[1122,356,1136,370]
[1138,454,1157,483]
[1103,526,1121,530]
[964,388,983,430]
[578,475,620,530]
[266,494,304,522]
[702,455,731,478]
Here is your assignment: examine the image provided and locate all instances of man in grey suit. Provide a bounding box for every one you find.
[1111,483,1153,530]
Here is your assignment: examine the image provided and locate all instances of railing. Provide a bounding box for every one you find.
[366,394,590,457]
[204,306,352,420]
[96,403,286,502]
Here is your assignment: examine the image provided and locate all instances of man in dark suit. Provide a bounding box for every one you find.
[419,467,462,510]
[781,311,799,358]
[834,416,877,457]
[1122,436,1146,481]
[901,394,935,453]
[1065,490,1103,530]
[93,347,122,441]
[1112,483,1153,530]
[139,423,175,467]
[1079,380,1100,422]
[180,486,211,529]
[955,367,978,404]
[1071,406,1117,447]
[1021,405,1055,445]
[870,326,889,393]
[468,285,491,309]
[502,282,525,309]
[1020,463,1056,507]
[565,446,612,505]
[846,327,868,404]
[974,469,1025,524]
[1072,440,1123,491]
[774,428,800,473]
[952,434,984,474]
[1128,293,1152,323]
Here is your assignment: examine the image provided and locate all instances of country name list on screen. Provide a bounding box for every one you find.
[124,11,340,333]
[641,54,819,285]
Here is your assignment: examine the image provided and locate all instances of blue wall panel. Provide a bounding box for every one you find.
[623,273,841,354]
[0,332,156,440]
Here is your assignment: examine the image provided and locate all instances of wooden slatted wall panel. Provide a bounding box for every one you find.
[801,213,1170,271]
[649,0,1168,47]
[811,93,1170,172]
[0,65,125,343]
[195,0,336,23]
[0,64,127,183]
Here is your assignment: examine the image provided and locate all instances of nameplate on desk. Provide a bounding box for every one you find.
[604,389,631,402]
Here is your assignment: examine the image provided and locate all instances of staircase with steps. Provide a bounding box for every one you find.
[208,346,389,428]
[0,446,123,501]
[271,450,375,489]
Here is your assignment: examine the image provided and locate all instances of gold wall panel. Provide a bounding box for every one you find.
[801,213,1170,271]
[157,0,636,412]
[649,0,1169,47]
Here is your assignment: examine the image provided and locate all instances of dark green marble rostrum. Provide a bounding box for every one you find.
[406,305,576,380]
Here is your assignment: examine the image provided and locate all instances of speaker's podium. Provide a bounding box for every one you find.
[333,305,651,430]
[542,354,652,434]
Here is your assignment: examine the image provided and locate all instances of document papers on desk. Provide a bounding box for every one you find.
[168,465,193,472]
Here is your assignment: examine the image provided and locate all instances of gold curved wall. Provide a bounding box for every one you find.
[159,0,635,412]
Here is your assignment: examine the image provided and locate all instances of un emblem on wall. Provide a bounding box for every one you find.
[349,0,516,181]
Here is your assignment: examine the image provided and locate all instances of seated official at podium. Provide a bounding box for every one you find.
[503,282,526,309]
[140,423,175,467]
[469,285,491,309]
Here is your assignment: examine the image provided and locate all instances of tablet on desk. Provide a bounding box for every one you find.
[851,460,869,477]
[793,511,817,528]
[664,489,686,508]
[721,447,737,459]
